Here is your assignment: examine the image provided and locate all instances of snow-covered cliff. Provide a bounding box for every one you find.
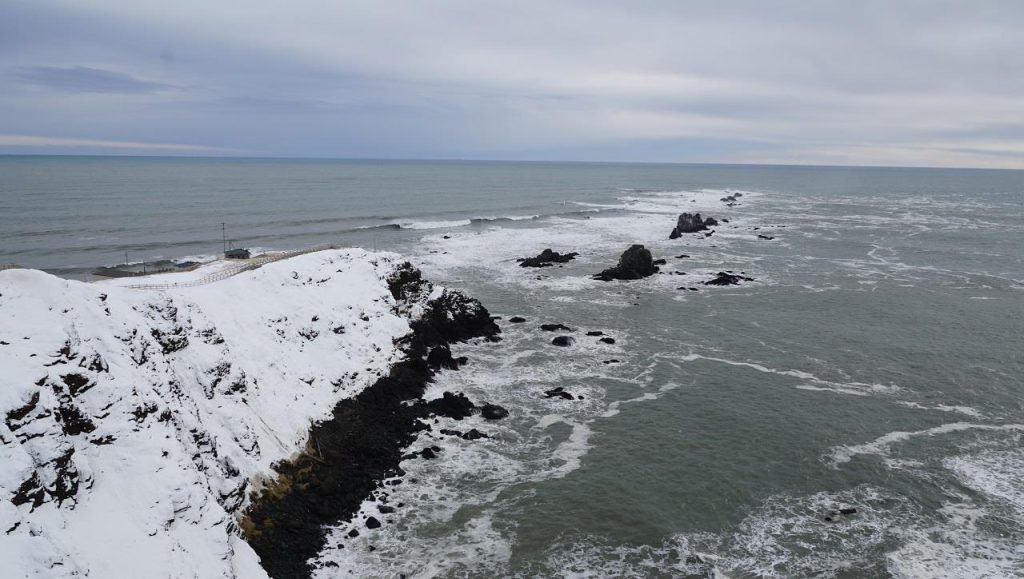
[0,249,486,578]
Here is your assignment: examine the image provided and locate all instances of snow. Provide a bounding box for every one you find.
[0,249,422,578]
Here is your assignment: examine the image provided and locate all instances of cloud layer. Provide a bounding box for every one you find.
[2,1,1023,167]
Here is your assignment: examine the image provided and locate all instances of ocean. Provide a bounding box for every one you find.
[2,156,1023,577]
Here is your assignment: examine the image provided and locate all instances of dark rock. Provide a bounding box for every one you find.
[593,245,659,281]
[586,331,604,336]
[652,258,667,266]
[551,336,574,347]
[599,337,616,345]
[540,323,573,332]
[517,248,579,268]
[544,387,575,400]
[425,345,467,370]
[420,448,437,459]
[669,213,718,238]
[377,505,396,514]
[758,234,775,240]
[347,529,360,538]
[839,508,858,515]
[603,359,620,364]
[480,403,509,420]
[675,254,690,259]
[508,316,527,323]
[703,272,754,286]
[426,392,475,420]
[462,428,488,440]
[365,516,381,529]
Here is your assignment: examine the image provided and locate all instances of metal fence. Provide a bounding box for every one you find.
[125,244,339,290]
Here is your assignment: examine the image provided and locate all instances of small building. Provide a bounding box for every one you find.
[224,248,251,260]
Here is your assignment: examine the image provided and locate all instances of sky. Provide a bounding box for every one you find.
[2,0,1024,168]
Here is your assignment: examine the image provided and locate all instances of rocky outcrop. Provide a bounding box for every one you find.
[517,248,579,268]
[669,213,718,238]
[551,336,574,347]
[703,271,755,286]
[242,262,501,579]
[593,245,660,281]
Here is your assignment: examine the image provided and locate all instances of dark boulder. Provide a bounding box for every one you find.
[544,387,575,400]
[652,258,667,266]
[480,403,509,420]
[517,248,579,268]
[462,428,489,440]
[425,345,467,370]
[551,336,574,347]
[703,272,754,286]
[757,234,775,240]
[593,245,660,281]
[426,391,475,420]
[540,323,573,332]
[599,337,616,344]
[508,316,527,323]
[669,213,718,238]
[365,516,381,529]
[586,331,604,336]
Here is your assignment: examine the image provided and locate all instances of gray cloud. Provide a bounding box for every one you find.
[13,65,174,94]
[1,1,1023,167]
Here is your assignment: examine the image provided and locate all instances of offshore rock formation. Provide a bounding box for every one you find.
[517,248,579,268]
[593,245,660,281]
[669,213,719,238]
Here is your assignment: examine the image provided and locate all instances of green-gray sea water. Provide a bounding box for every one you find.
[2,157,1022,577]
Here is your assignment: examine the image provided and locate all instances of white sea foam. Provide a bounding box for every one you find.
[828,423,1024,466]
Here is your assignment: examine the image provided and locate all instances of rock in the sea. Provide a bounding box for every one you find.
[593,245,660,281]
[669,213,718,238]
[599,337,616,344]
[480,403,509,420]
[425,345,468,370]
[551,336,574,347]
[586,330,604,336]
[540,323,573,332]
[758,234,775,240]
[426,391,475,420]
[517,248,579,268]
[544,387,575,400]
[365,516,381,529]
[508,316,527,323]
[462,428,489,440]
[703,272,754,286]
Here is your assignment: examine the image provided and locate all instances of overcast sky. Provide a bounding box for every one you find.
[2,1,1023,167]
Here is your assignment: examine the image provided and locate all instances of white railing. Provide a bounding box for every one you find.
[126,244,339,290]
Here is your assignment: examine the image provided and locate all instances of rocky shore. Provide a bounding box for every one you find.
[242,263,503,579]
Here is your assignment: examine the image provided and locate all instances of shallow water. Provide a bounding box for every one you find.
[3,157,1023,577]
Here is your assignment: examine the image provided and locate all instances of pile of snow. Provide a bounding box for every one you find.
[0,249,426,577]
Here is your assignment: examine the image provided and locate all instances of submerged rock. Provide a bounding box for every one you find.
[703,272,755,286]
[540,323,573,332]
[508,316,527,323]
[517,248,579,268]
[599,337,616,344]
[480,403,509,420]
[544,387,575,400]
[593,245,660,281]
[551,336,574,347]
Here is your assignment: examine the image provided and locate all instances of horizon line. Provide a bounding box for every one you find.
[1,152,1021,173]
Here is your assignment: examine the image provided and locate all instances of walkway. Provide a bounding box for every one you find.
[125,244,339,290]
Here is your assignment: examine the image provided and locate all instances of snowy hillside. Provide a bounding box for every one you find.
[0,249,470,578]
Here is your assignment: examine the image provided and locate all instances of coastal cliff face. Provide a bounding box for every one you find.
[0,249,496,578]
